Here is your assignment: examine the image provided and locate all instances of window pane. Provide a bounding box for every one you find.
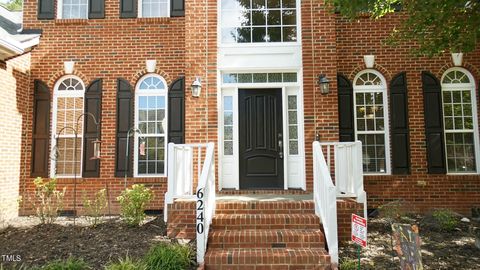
[223,73,238,84]
[289,140,298,155]
[252,10,266,25]
[282,10,296,25]
[282,26,297,42]
[224,96,233,111]
[253,73,268,83]
[224,141,233,155]
[142,0,169,17]
[267,27,281,42]
[267,0,280,8]
[288,111,297,124]
[283,73,297,82]
[138,137,165,175]
[268,73,282,82]
[252,27,267,42]
[445,132,476,172]
[267,10,280,25]
[55,138,82,176]
[288,95,297,110]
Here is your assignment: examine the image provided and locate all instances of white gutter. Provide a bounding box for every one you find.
[0,34,40,60]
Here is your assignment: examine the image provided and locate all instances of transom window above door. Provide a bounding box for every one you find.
[221,0,298,43]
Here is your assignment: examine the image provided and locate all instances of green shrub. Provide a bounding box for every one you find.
[432,209,458,231]
[339,258,357,270]
[104,256,145,270]
[32,177,66,224]
[39,257,90,270]
[116,184,153,226]
[83,188,108,227]
[143,243,193,270]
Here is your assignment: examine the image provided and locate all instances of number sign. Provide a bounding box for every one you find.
[196,188,204,234]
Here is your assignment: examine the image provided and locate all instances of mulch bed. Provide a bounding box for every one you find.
[0,216,172,269]
[339,215,480,270]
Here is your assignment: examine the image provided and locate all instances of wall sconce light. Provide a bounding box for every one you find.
[451,53,463,66]
[318,74,330,95]
[191,77,202,97]
[146,59,157,73]
[363,55,375,68]
[64,61,75,74]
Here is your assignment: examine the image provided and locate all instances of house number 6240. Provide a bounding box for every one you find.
[196,188,204,234]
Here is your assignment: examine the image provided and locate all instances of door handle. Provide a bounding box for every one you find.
[278,133,283,159]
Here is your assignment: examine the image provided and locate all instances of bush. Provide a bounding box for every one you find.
[143,243,193,270]
[32,177,66,224]
[104,256,145,270]
[378,200,408,223]
[116,184,153,226]
[38,257,90,270]
[83,188,108,227]
[432,209,458,231]
[339,258,357,270]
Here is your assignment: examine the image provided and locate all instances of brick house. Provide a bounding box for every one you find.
[3,0,480,268]
[0,5,39,224]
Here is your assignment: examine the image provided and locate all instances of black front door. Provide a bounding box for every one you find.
[239,89,284,189]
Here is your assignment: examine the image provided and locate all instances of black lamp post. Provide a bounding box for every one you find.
[52,112,101,221]
[52,112,100,255]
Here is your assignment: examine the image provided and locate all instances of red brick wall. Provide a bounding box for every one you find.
[301,1,339,192]
[20,0,186,214]
[335,13,480,215]
[337,199,364,244]
[0,53,31,222]
[166,200,196,239]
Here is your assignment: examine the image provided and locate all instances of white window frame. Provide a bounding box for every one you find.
[138,0,171,18]
[353,69,391,175]
[57,0,89,19]
[441,67,480,174]
[134,74,169,177]
[50,75,86,178]
[219,0,301,45]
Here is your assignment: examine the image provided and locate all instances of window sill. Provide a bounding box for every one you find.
[55,19,89,25]
[136,17,171,24]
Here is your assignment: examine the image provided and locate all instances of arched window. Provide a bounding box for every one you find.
[135,75,168,176]
[441,68,479,173]
[51,76,86,177]
[353,70,390,174]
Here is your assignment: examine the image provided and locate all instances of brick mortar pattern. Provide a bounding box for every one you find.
[14,1,480,216]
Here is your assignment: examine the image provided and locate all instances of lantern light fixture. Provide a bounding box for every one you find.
[191,76,202,97]
[318,74,330,95]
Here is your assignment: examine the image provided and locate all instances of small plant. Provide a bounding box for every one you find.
[432,209,458,231]
[116,184,153,226]
[378,200,408,223]
[104,256,146,270]
[339,258,357,270]
[38,257,90,270]
[143,243,193,270]
[83,188,107,227]
[32,177,66,224]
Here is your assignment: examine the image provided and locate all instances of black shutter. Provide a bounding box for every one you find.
[422,71,446,174]
[31,80,51,177]
[120,0,137,18]
[337,74,355,142]
[89,0,105,19]
[168,76,185,144]
[82,79,102,178]
[115,79,134,177]
[390,72,411,174]
[171,0,185,17]
[37,0,55,19]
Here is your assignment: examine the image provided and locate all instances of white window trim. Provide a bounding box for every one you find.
[353,69,391,175]
[217,0,302,46]
[134,74,169,178]
[57,0,89,19]
[50,75,86,178]
[441,67,480,174]
[138,0,171,18]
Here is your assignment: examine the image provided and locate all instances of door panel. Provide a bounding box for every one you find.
[239,89,283,189]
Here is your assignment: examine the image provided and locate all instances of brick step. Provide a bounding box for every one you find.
[208,229,325,249]
[215,200,315,215]
[211,214,321,230]
[204,248,331,269]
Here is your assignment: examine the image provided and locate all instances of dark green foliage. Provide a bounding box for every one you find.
[36,257,90,270]
[143,243,193,270]
[325,0,480,56]
[104,256,146,270]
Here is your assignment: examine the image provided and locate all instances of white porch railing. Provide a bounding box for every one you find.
[195,142,216,264]
[163,142,216,264]
[313,141,339,264]
[319,141,367,218]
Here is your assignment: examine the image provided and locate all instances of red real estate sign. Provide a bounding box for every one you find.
[351,214,367,248]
